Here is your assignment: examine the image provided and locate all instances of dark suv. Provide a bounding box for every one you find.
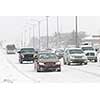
[18,48,36,64]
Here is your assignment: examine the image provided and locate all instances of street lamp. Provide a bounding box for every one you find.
[25,22,36,48]
[57,16,60,48]
[46,16,49,49]
[75,16,78,48]
[31,18,45,49]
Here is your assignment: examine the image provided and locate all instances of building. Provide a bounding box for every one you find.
[82,34,100,48]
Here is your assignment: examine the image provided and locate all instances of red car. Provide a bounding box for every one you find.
[34,52,61,72]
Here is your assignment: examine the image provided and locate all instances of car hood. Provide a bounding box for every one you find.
[83,50,96,54]
[70,53,85,57]
[22,52,34,55]
[39,59,59,63]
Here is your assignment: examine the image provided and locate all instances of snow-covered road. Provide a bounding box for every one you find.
[1,48,100,83]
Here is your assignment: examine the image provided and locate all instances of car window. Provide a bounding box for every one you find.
[6,45,16,50]
[81,47,94,51]
[21,48,35,53]
[39,53,57,59]
[69,49,84,54]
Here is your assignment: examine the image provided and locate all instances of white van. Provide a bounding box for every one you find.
[80,45,97,62]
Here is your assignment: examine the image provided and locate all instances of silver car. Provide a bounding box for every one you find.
[63,48,88,65]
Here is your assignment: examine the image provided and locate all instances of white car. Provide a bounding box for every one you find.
[81,46,97,62]
[63,48,88,65]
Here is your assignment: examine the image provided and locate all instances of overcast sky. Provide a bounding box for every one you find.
[0,16,100,44]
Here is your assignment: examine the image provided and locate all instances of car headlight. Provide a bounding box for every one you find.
[21,54,24,58]
[39,62,45,65]
[56,62,61,65]
[95,52,97,56]
[82,56,87,59]
[70,56,75,59]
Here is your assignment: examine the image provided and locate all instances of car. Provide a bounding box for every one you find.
[6,44,16,54]
[63,48,88,65]
[81,45,98,62]
[55,48,64,59]
[34,52,61,72]
[17,48,36,64]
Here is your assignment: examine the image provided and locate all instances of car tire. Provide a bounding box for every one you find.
[63,58,66,65]
[19,59,23,64]
[84,62,87,65]
[94,59,97,62]
[37,67,40,72]
[57,68,61,72]
[67,61,70,65]
[80,63,83,65]
[37,67,43,72]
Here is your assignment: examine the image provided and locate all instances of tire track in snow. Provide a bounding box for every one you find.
[66,65,100,78]
[1,49,41,83]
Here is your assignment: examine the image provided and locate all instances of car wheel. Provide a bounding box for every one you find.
[94,59,97,62]
[37,67,43,72]
[19,59,23,64]
[80,63,83,65]
[37,67,40,72]
[63,58,66,65]
[67,61,70,65]
[57,68,61,72]
[84,62,87,65]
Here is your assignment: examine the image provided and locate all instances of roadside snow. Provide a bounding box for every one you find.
[0,49,33,83]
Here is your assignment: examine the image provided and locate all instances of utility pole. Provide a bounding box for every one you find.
[21,32,23,47]
[75,16,78,48]
[29,27,31,45]
[38,21,41,49]
[24,29,27,47]
[46,16,49,49]
[57,16,60,48]
[33,24,35,48]
[30,19,45,49]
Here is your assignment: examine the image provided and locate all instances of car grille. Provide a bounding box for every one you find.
[44,62,55,65]
[74,56,82,58]
[86,53,95,56]
[24,54,33,58]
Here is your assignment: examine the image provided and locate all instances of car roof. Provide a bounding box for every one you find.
[68,48,82,50]
[80,45,93,47]
[39,52,55,54]
[21,48,35,50]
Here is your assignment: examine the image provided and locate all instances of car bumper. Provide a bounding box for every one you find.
[70,59,87,63]
[39,65,61,71]
[7,51,16,54]
[87,56,97,60]
[22,57,34,61]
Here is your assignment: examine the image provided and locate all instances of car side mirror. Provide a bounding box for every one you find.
[95,49,98,52]
[34,55,38,59]
[17,51,21,53]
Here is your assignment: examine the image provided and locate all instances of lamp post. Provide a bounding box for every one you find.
[46,16,49,49]
[25,22,36,48]
[75,16,78,48]
[57,16,60,48]
[32,24,35,48]
[30,19,45,49]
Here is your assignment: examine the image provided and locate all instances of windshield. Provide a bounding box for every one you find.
[56,49,64,53]
[6,45,16,50]
[21,48,35,53]
[39,53,57,59]
[82,47,94,51]
[69,49,84,54]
